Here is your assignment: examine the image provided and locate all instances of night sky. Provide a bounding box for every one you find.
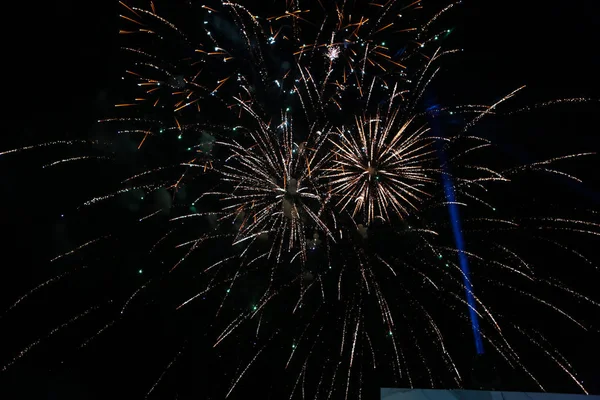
[2,1,599,399]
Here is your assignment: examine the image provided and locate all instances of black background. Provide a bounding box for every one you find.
[2,0,599,398]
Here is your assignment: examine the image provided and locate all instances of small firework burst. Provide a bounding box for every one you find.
[326,44,341,62]
[325,112,438,223]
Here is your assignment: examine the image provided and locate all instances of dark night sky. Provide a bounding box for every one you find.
[2,1,599,399]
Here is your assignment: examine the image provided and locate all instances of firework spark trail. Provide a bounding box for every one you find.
[50,235,110,262]
[2,303,106,372]
[393,279,462,382]
[150,228,175,253]
[146,343,187,398]
[326,361,342,400]
[169,232,233,272]
[515,326,588,394]
[82,185,158,207]
[541,277,600,307]
[447,142,492,163]
[54,319,119,367]
[41,156,111,168]
[76,319,117,351]
[462,85,526,133]
[122,277,155,315]
[420,2,459,34]
[470,319,545,390]
[214,312,248,348]
[289,326,325,400]
[312,361,328,400]
[122,166,174,183]
[0,140,93,156]
[2,266,87,316]
[490,280,588,330]
[510,98,595,114]
[505,152,595,181]
[286,306,324,368]
[139,209,163,221]
[176,285,213,311]
[290,360,308,400]
[535,236,597,269]
[532,328,577,370]
[130,6,186,37]
[345,314,361,400]
[406,319,435,387]
[225,332,278,398]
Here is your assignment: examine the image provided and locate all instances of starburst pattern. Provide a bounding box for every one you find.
[326,112,438,223]
[216,119,335,264]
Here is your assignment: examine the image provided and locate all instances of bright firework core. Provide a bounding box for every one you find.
[286,178,298,196]
[367,165,378,178]
[283,178,299,220]
[326,45,341,61]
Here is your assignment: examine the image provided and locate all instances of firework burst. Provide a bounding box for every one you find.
[113,0,457,143]
[214,118,335,264]
[325,111,439,223]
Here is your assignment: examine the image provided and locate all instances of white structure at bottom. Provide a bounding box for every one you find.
[381,389,599,400]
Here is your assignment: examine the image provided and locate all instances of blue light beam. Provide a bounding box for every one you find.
[441,166,485,354]
[427,104,484,354]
